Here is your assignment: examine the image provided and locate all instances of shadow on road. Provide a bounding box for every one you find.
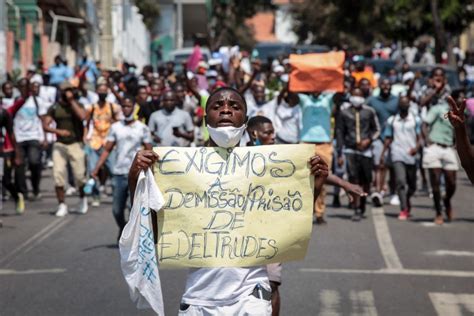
[82,244,118,251]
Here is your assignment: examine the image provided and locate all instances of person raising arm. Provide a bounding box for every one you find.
[446,96,474,184]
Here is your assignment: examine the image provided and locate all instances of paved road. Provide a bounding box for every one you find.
[1,169,473,315]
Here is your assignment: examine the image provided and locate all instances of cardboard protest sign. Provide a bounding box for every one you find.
[153,144,314,268]
[289,52,345,93]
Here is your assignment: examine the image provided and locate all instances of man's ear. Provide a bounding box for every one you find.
[247,128,256,140]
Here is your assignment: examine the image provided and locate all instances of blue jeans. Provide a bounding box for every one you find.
[112,175,129,231]
[85,145,116,197]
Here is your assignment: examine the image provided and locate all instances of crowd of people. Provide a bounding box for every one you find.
[1,43,474,315]
[1,46,474,228]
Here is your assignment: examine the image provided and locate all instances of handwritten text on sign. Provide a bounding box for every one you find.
[154,144,314,268]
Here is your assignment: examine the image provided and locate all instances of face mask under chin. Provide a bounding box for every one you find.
[207,125,246,148]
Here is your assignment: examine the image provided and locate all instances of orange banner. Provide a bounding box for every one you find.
[289,52,345,93]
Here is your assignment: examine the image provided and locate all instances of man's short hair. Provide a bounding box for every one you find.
[205,87,247,114]
[247,115,273,131]
[430,67,445,77]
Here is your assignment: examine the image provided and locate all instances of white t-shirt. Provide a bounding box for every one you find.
[2,97,15,109]
[148,108,194,147]
[106,120,152,175]
[14,96,51,143]
[465,64,474,82]
[78,90,99,106]
[182,266,269,306]
[260,98,301,144]
[181,140,270,306]
[39,86,57,104]
[386,113,421,165]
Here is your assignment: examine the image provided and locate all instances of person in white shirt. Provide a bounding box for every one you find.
[128,87,329,315]
[260,89,301,144]
[91,95,152,240]
[379,96,421,220]
[12,79,51,202]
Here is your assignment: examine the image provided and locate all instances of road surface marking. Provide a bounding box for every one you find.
[20,218,71,256]
[0,268,66,275]
[300,268,474,278]
[420,222,437,227]
[429,293,474,316]
[0,217,72,267]
[319,290,340,316]
[371,207,403,269]
[350,290,378,316]
[425,250,474,257]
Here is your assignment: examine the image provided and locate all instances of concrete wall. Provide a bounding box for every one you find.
[112,2,150,69]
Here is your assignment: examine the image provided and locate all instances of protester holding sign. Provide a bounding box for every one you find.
[128,87,329,315]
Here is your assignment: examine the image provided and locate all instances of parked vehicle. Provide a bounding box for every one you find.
[254,42,292,63]
[291,44,330,54]
[168,47,211,72]
[365,58,397,76]
[407,63,461,91]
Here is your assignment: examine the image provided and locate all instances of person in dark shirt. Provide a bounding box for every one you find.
[336,87,380,221]
[42,83,88,217]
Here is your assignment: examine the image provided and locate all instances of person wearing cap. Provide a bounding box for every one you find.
[41,82,88,217]
[48,55,72,87]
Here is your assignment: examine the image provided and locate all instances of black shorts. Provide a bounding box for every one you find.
[346,153,373,185]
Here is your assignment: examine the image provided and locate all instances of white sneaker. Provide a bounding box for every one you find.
[47,160,54,168]
[371,192,383,207]
[66,187,77,196]
[390,195,400,206]
[76,197,88,214]
[91,197,100,207]
[55,203,68,217]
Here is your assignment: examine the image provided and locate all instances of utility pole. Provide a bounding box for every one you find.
[100,0,113,68]
[0,0,7,82]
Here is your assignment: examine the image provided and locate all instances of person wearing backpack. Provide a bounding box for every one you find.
[41,82,88,217]
[9,79,50,204]
[84,83,122,207]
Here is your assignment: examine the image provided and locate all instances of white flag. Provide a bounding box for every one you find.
[119,169,165,315]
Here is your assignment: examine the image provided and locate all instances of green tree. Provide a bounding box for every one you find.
[207,0,274,51]
[292,0,474,63]
[134,0,160,32]
[385,0,474,63]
